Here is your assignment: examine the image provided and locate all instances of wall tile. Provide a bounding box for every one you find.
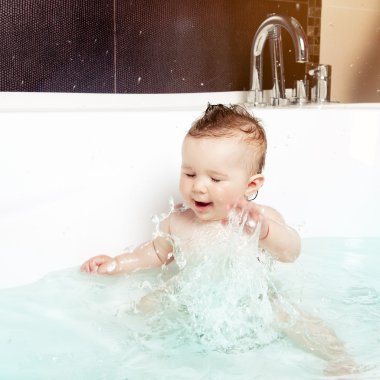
[115,0,308,93]
[1,0,312,93]
[0,0,114,92]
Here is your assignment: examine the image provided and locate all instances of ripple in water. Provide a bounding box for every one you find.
[344,286,380,306]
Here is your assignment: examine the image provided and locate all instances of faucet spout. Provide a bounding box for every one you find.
[248,14,309,105]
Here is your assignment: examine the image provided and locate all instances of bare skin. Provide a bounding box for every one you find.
[81,136,300,274]
[81,134,356,376]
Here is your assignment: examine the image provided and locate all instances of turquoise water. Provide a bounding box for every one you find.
[1,237,379,380]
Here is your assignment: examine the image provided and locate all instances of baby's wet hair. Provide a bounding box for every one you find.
[188,103,267,174]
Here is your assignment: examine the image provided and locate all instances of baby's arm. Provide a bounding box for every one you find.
[232,199,301,262]
[80,217,173,275]
[258,205,301,262]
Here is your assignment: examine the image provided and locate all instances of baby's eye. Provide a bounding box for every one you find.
[185,173,195,178]
[211,178,221,183]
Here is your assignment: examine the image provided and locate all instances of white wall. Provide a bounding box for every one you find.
[320,0,380,103]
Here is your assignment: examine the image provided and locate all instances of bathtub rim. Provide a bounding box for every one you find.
[1,91,380,112]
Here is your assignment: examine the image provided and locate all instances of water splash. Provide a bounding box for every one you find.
[144,204,284,352]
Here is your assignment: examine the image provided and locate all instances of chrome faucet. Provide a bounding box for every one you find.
[247,14,309,106]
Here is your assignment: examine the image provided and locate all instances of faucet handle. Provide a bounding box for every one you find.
[307,63,332,102]
[307,63,331,79]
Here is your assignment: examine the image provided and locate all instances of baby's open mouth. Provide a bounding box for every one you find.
[194,201,212,208]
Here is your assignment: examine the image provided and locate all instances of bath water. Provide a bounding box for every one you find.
[1,234,379,379]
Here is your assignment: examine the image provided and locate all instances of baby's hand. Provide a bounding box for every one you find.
[224,198,270,240]
[80,255,118,274]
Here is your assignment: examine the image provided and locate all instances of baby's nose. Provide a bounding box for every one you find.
[192,178,207,193]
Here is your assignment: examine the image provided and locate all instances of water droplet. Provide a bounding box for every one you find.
[137,77,142,84]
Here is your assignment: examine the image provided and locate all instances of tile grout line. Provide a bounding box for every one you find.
[113,0,117,93]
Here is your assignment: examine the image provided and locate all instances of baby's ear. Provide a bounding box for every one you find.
[245,174,264,199]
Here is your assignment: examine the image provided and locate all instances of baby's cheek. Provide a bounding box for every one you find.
[214,187,237,205]
[179,179,190,199]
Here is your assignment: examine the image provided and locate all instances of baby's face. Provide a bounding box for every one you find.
[180,135,253,221]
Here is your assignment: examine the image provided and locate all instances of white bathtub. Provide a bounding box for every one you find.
[1,92,379,289]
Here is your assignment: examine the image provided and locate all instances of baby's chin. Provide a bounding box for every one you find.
[190,208,228,222]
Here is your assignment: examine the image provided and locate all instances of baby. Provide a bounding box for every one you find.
[81,104,300,275]
[81,104,356,375]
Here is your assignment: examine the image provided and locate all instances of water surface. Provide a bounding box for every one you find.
[1,237,379,380]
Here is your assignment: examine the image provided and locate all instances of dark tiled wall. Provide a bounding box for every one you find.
[1,0,114,92]
[0,0,320,93]
[307,0,322,63]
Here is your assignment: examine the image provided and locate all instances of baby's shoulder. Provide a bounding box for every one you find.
[259,204,285,223]
[168,203,196,237]
[170,203,194,222]
[156,203,192,235]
